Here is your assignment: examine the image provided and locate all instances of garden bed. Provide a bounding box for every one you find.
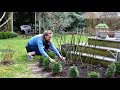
[30,60,120,78]
[29,51,120,78]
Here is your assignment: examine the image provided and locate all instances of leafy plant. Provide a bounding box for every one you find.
[105,63,116,78]
[43,58,51,70]
[0,32,10,39]
[39,56,45,65]
[115,62,120,75]
[47,51,57,59]
[10,32,18,38]
[0,32,17,39]
[52,61,62,74]
[69,65,79,78]
[87,71,100,78]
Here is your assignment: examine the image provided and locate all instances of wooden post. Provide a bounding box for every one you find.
[35,12,36,34]
[11,12,13,32]
[39,19,41,34]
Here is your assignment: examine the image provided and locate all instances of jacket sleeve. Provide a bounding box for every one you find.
[50,41,61,57]
[37,39,49,58]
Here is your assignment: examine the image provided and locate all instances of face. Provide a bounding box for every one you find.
[45,34,53,42]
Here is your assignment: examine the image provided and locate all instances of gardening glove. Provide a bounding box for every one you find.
[49,57,56,63]
[62,57,66,61]
[59,55,66,61]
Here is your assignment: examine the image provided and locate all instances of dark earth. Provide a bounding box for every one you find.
[0,60,14,66]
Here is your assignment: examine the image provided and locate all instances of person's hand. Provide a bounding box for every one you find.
[49,57,56,63]
[62,57,66,61]
[59,55,66,61]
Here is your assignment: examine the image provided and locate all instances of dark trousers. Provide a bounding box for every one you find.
[25,43,50,55]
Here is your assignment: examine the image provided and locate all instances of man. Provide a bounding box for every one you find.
[26,30,65,63]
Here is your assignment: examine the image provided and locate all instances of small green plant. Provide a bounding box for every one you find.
[105,63,116,78]
[39,56,45,64]
[87,71,100,78]
[43,58,51,70]
[52,61,62,74]
[69,65,79,78]
[47,51,57,59]
[115,62,120,75]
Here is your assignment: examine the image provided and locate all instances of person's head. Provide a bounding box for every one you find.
[43,30,53,42]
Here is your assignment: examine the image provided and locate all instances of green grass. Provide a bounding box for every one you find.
[0,34,87,78]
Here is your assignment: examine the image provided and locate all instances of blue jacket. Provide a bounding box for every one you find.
[28,34,61,58]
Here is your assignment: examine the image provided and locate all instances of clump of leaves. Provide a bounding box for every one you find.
[87,71,100,78]
[115,62,120,75]
[105,63,116,78]
[69,65,79,78]
[0,31,17,39]
[52,61,62,74]
[43,58,51,70]
[47,51,57,59]
[39,56,45,65]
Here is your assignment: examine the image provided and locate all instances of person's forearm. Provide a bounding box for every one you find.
[39,48,49,58]
[38,41,49,58]
[50,41,61,57]
[52,47,61,57]
[53,48,61,57]
[38,45,49,58]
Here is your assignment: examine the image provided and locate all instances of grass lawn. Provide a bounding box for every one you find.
[0,34,88,78]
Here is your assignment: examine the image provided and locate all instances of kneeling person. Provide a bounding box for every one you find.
[26,30,65,63]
